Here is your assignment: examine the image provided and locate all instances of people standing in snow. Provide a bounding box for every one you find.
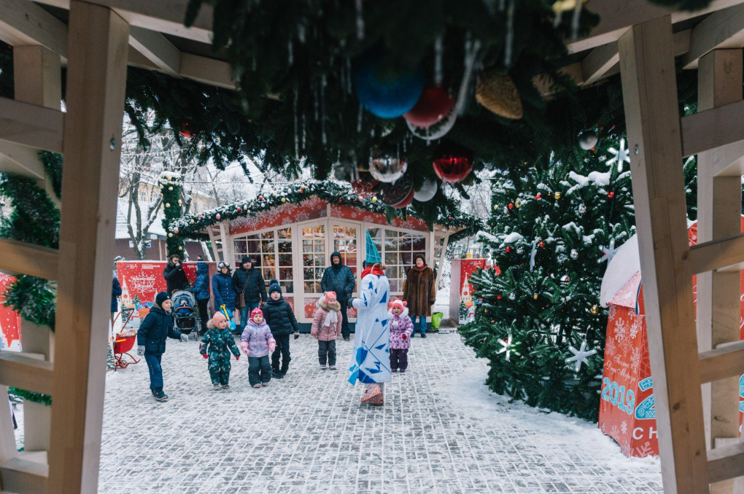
[348,232,390,406]
[232,256,267,329]
[320,251,355,341]
[163,254,189,294]
[111,274,122,323]
[263,279,300,379]
[193,261,211,335]
[212,261,237,319]
[199,312,241,389]
[311,291,342,370]
[240,307,276,388]
[137,292,188,402]
[402,253,436,338]
[388,299,413,373]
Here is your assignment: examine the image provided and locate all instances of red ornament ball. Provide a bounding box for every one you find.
[508,203,514,210]
[237,207,242,212]
[536,193,542,200]
[199,215,204,220]
[448,216,452,220]
[432,143,474,184]
[259,196,263,201]
[403,85,455,128]
[215,214,221,220]
[173,228,179,234]
[179,122,196,138]
[300,188,305,193]
[505,246,512,253]
[608,191,615,199]
[539,241,545,248]
[339,199,343,203]
[497,295,502,300]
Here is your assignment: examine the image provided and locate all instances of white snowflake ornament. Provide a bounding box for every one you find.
[497,334,520,361]
[565,340,597,372]
[607,138,631,172]
[600,238,618,264]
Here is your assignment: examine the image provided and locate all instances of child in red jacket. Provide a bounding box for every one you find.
[311,291,342,370]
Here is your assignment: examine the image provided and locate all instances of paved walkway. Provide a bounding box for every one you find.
[98,333,663,493]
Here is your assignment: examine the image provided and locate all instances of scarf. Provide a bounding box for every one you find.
[360,265,385,279]
[323,309,338,327]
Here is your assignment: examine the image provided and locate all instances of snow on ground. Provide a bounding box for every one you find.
[95,333,662,493]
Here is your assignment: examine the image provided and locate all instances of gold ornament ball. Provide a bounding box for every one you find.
[168,233,173,238]
[282,198,286,203]
[165,203,170,208]
[590,305,599,315]
[178,246,183,251]
[190,220,195,225]
[372,197,377,203]
[168,186,173,191]
[515,200,521,208]
[493,205,498,210]
[554,192,562,200]
[178,199,182,205]
[533,294,539,300]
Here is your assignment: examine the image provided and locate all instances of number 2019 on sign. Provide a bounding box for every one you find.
[601,377,635,416]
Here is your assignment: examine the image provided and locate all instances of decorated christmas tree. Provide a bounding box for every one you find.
[459,131,636,421]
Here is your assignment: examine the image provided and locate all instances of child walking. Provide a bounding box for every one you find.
[136,292,188,402]
[311,291,342,370]
[240,307,276,388]
[199,312,241,389]
[264,279,300,379]
[388,299,413,373]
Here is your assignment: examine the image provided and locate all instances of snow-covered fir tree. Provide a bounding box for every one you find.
[460,133,635,421]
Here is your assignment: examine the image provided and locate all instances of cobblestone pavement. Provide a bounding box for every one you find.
[99,333,663,494]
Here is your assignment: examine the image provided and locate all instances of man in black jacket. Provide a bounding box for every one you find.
[163,254,189,294]
[320,251,355,340]
[232,256,267,330]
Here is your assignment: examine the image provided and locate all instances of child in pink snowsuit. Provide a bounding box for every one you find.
[240,308,276,388]
[388,299,413,372]
[311,291,342,370]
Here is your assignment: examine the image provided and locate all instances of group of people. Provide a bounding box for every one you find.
[132,239,437,406]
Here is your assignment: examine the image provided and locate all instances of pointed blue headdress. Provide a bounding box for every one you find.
[365,230,382,265]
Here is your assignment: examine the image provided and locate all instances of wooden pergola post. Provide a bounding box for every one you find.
[618,15,709,494]
[48,1,129,492]
[695,48,743,494]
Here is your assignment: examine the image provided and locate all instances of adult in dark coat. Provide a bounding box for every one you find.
[212,262,237,314]
[111,276,122,322]
[232,256,267,329]
[163,254,189,294]
[193,261,211,334]
[402,253,436,338]
[263,280,300,378]
[136,292,188,401]
[320,251,356,340]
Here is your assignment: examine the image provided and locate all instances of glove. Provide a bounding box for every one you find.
[137,345,145,356]
[294,332,300,340]
[235,354,240,361]
[201,353,208,359]
[240,342,249,354]
[402,334,407,340]
[180,334,189,342]
[269,339,276,353]
[429,300,436,306]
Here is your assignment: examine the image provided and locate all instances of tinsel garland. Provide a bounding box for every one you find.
[9,387,52,407]
[170,180,483,243]
[160,174,185,256]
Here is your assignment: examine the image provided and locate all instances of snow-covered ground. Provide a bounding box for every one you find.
[93,333,661,493]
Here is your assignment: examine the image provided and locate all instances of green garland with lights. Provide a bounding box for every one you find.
[170,179,483,243]
[160,174,185,257]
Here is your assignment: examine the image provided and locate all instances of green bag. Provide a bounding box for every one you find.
[431,312,443,330]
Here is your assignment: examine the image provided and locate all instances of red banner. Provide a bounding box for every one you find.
[116,261,209,309]
[0,273,21,351]
[458,259,486,323]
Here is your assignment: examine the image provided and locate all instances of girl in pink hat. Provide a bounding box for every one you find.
[311,291,343,370]
[240,307,276,388]
[388,299,414,373]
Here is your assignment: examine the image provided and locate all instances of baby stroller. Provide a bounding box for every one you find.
[171,290,200,338]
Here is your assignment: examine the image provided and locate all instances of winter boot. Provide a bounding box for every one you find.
[212,383,221,390]
[320,364,327,370]
[221,384,230,389]
[329,365,337,370]
[421,333,427,338]
[262,382,269,387]
[252,384,262,389]
[272,370,284,379]
[154,388,168,402]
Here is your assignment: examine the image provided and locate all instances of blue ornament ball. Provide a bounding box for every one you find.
[353,52,424,119]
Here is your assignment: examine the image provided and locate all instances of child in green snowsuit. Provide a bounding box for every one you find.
[200,311,240,389]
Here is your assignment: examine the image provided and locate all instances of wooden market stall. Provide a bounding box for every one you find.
[172,180,477,325]
[0,0,742,493]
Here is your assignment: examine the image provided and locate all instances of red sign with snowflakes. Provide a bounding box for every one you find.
[458,259,486,323]
[0,273,21,351]
[600,220,744,457]
[116,261,210,309]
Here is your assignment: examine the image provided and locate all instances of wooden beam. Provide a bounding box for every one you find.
[0,351,53,395]
[0,0,68,59]
[48,2,130,493]
[0,238,59,280]
[681,99,744,158]
[0,142,46,180]
[180,52,235,89]
[13,45,62,109]
[0,458,48,494]
[682,4,744,68]
[699,340,744,383]
[707,442,744,483]
[689,233,744,274]
[128,26,180,77]
[582,42,619,86]
[618,15,708,493]
[34,0,213,44]
[568,0,744,54]
[0,97,64,153]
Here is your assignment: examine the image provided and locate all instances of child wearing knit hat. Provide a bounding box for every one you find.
[263,280,300,379]
[200,312,241,389]
[388,299,414,373]
[240,307,276,388]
